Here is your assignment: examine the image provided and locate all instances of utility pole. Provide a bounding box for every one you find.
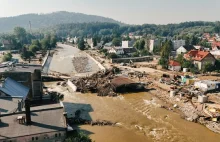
[29,21,32,34]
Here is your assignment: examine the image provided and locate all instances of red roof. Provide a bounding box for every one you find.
[212,42,220,48]
[184,50,212,61]
[169,60,181,66]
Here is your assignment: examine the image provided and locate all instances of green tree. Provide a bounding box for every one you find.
[202,62,214,73]
[65,132,92,142]
[108,53,118,59]
[159,40,172,69]
[29,45,39,53]
[32,40,41,49]
[78,38,86,50]
[140,49,151,56]
[14,27,27,44]
[93,38,97,47]
[2,53,12,62]
[112,38,121,46]
[41,38,50,50]
[50,35,57,48]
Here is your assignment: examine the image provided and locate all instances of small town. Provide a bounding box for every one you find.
[1,1,220,142]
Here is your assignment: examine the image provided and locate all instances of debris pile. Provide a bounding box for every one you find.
[72,57,90,73]
[71,68,145,96]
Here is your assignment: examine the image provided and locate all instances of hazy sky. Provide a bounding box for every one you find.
[0,0,219,25]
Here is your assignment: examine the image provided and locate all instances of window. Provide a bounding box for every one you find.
[59,133,61,137]
[32,137,35,141]
[35,137,38,140]
[55,133,58,137]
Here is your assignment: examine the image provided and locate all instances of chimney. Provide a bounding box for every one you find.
[25,99,32,125]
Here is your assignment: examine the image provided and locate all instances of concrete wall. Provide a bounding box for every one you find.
[111,56,153,63]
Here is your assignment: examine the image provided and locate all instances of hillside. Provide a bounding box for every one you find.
[0,11,120,33]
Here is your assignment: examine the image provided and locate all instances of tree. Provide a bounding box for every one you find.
[50,35,57,48]
[93,38,97,47]
[112,38,121,46]
[2,53,12,62]
[176,54,184,65]
[32,40,41,49]
[140,49,151,56]
[78,38,86,50]
[202,62,214,73]
[14,27,27,44]
[139,39,145,50]
[159,57,169,69]
[65,132,92,142]
[29,45,39,53]
[41,38,50,50]
[159,40,172,69]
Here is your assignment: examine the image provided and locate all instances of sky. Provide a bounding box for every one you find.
[0,0,220,25]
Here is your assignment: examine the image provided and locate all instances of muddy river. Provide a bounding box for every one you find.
[45,82,220,142]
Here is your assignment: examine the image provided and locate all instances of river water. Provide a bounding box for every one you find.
[45,82,220,142]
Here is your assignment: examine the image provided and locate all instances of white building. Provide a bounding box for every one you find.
[108,47,124,55]
[172,40,186,50]
[122,40,134,48]
[168,60,181,71]
[149,39,160,52]
[194,80,220,92]
[176,45,195,55]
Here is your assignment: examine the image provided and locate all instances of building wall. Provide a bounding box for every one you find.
[1,131,66,142]
[149,39,160,52]
[168,66,181,71]
[176,46,187,55]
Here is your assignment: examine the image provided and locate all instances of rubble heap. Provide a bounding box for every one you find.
[71,68,145,96]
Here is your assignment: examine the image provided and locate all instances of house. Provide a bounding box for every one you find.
[168,60,181,71]
[149,39,161,52]
[0,102,67,142]
[1,40,14,49]
[210,50,220,59]
[176,45,196,55]
[172,40,186,50]
[122,40,135,48]
[103,42,113,50]
[194,80,220,92]
[123,47,137,56]
[108,47,124,55]
[212,42,220,50]
[184,50,216,70]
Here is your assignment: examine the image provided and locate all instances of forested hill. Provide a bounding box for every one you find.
[0,11,120,33]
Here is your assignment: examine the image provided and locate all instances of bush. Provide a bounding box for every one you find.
[2,53,12,62]
[108,53,118,59]
[65,132,92,142]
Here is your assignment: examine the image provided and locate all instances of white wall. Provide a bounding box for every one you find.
[176,46,187,55]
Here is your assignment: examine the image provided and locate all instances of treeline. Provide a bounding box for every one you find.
[44,21,220,38]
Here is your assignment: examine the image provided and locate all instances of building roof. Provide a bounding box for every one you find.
[184,50,214,61]
[181,45,196,51]
[123,47,137,54]
[0,64,42,73]
[0,104,66,140]
[169,60,181,66]
[0,97,22,114]
[104,42,113,47]
[0,77,29,98]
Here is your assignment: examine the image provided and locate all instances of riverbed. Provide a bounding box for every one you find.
[47,44,100,77]
[45,82,220,142]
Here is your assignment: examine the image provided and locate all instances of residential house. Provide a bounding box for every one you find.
[172,40,186,50]
[1,40,14,49]
[103,42,113,50]
[122,40,135,48]
[108,47,124,55]
[176,45,196,55]
[149,39,161,52]
[212,42,220,50]
[168,60,181,71]
[210,50,220,59]
[184,50,216,70]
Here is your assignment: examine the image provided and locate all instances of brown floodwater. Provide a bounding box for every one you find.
[45,82,220,142]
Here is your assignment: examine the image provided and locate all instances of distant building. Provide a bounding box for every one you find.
[123,47,137,56]
[172,40,185,50]
[149,39,161,52]
[194,80,220,91]
[103,42,113,50]
[122,40,135,48]
[108,47,124,55]
[184,50,216,70]
[176,45,196,55]
[1,40,14,49]
[168,60,181,71]
[210,50,220,59]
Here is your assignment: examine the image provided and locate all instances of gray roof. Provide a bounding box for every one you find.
[0,97,22,114]
[0,77,29,98]
[0,64,42,73]
[0,104,66,140]
[104,42,113,47]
